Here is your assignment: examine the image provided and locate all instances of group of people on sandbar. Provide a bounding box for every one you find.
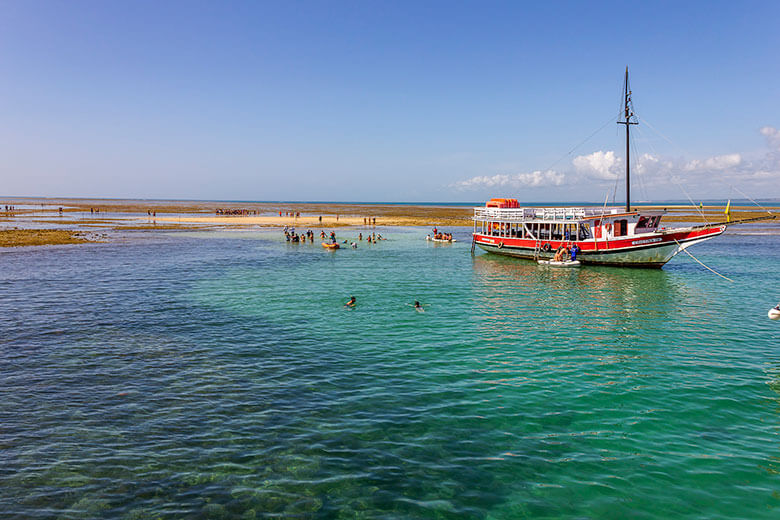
[216,208,258,215]
[553,244,580,262]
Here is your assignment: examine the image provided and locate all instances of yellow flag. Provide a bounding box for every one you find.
[724,199,731,222]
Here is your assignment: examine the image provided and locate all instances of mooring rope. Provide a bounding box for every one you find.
[674,238,733,282]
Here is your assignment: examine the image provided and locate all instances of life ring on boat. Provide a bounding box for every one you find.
[541,243,551,253]
[498,241,504,249]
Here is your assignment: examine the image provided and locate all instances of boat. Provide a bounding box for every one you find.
[322,242,340,250]
[537,259,581,268]
[426,235,457,243]
[471,69,775,268]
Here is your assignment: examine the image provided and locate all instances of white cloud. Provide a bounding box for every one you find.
[449,126,780,198]
[572,150,621,180]
[452,170,564,190]
[683,153,741,172]
[634,153,659,175]
[760,126,780,150]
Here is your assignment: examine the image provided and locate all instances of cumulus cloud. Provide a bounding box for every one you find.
[683,153,741,172]
[449,126,780,197]
[760,126,780,150]
[573,150,743,186]
[452,170,564,190]
[634,153,660,175]
[572,150,621,180]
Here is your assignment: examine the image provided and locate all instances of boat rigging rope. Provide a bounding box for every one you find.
[675,181,710,223]
[633,114,709,222]
[634,115,680,152]
[673,238,733,282]
[542,111,623,173]
[631,127,650,201]
[731,185,775,216]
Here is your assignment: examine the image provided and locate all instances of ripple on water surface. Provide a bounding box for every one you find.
[1,228,779,518]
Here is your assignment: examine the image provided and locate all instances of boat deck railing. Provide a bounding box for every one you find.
[473,206,625,222]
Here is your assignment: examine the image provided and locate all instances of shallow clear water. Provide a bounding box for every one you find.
[1,227,779,519]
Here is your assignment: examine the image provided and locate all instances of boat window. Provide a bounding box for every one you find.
[636,215,660,232]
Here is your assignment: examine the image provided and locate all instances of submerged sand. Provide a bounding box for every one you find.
[0,229,91,247]
[1,197,778,247]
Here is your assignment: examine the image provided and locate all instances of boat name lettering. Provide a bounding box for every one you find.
[632,237,663,246]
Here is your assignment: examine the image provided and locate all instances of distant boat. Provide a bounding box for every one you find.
[471,69,775,268]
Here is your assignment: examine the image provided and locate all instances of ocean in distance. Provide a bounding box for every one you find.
[4,196,779,208]
[1,224,779,519]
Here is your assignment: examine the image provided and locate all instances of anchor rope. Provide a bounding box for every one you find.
[674,238,733,282]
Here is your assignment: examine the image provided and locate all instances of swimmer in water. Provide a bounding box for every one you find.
[345,296,356,308]
[411,300,426,312]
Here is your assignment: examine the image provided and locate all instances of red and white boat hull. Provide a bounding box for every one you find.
[473,225,725,268]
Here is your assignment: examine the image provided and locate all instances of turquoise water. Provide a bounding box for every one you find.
[1,227,779,519]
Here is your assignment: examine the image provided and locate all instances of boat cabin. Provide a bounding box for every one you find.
[473,206,666,243]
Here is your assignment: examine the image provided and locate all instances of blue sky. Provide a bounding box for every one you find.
[1,1,779,202]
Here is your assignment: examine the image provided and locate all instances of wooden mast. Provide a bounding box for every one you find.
[617,67,638,212]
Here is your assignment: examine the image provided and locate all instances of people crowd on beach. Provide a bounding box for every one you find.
[216,208,258,215]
